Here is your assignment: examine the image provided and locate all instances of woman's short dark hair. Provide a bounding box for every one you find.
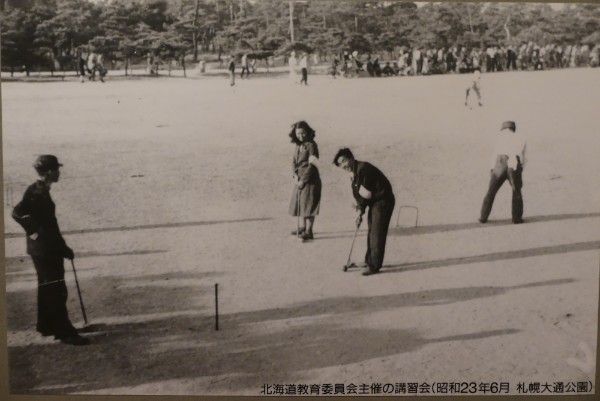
[333,147,354,166]
[289,120,316,144]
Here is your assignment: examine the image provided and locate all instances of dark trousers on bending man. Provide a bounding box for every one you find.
[32,255,78,339]
[480,157,523,223]
[365,196,395,273]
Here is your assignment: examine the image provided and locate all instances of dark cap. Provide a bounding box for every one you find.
[34,155,63,172]
[501,121,516,131]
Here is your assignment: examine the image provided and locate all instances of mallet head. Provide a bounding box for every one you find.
[343,262,356,272]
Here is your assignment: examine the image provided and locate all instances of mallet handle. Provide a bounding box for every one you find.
[70,259,88,325]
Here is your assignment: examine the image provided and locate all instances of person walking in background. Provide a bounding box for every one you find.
[333,148,395,276]
[96,53,106,82]
[465,69,483,108]
[479,121,527,224]
[591,45,599,68]
[288,51,298,83]
[78,49,87,83]
[506,45,517,70]
[12,155,90,346]
[299,53,309,85]
[445,49,455,74]
[240,53,250,79]
[331,56,340,78]
[228,54,236,86]
[289,121,322,241]
[87,52,97,81]
[412,48,420,75]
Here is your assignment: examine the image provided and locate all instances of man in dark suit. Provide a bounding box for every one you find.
[12,155,89,345]
[334,148,395,276]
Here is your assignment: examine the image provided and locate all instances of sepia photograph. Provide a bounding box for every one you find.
[1,0,599,398]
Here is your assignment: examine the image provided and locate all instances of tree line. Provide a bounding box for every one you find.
[1,0,599,75]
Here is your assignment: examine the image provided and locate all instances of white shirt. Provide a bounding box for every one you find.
[491,131,527,169]
[299,57,308,69]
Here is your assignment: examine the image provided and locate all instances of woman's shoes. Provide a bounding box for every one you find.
[301,231,314,241]
[291,227,305,235]
[57,334,90,346]
[291,228,313,241]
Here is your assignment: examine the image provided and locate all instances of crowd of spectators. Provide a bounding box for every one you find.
[335,42,600,78]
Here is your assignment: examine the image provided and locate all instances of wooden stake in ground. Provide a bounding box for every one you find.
[215,283,219,331]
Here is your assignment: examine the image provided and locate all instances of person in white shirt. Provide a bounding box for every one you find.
[479,121,527,224]
[240,53,250,79]
[465,69,483,108]
[288,51,298,83]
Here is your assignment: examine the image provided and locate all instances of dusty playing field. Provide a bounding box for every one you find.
[2,68,599,396]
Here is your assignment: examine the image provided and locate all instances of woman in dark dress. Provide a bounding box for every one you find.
[288,121,322,241]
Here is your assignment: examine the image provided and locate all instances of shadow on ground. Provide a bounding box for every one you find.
[7,273,573,395]
[317,212,600,240]
[382,240,600,274]
[389,212,600,237]
[4,250,169,268]
[4,217,273,238]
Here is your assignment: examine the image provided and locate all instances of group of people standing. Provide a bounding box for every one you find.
[329,41,599,79]
[11,116,528,346]
[288,51,310,85]
[227,53,259,86]
[397,42,600,76]
[286,117,527,278]
[77,49,106,83]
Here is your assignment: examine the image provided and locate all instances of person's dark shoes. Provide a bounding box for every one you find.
[291,227,305,236]
[362,269,378,276]
[301,231,314,241]
[478,218,487,223]
[38,326,53,336]
[513,219,524,224]
[58,334,90,346]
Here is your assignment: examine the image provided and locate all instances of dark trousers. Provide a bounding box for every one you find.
[507,56,517,71]
[32,255,77,338]
[365,196,395,273]
[300,68,308,85]
[241,66,250,78]
[480,164,523,223]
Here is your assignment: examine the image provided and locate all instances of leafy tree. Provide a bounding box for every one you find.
[1,6,54,75]
[343,33,372,54]
[96,0,143,74]
[2,1,599,74]
[139,0,172,31]
[151,27,189,76]
[34,0,100,71]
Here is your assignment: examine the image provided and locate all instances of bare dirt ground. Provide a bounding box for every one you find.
[2,68,599,396]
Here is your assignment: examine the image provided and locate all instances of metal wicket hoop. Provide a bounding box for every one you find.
[395,205,419,228]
